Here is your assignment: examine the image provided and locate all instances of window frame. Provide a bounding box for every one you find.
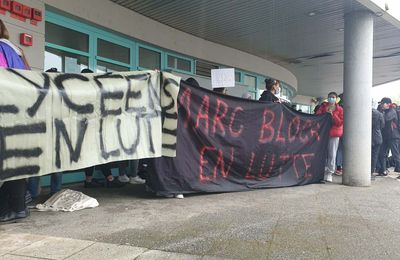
[165,52,194,74]
[94,34,135,71]
[136,44,164,71]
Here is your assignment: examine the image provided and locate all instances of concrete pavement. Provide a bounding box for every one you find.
[1,171,400,259]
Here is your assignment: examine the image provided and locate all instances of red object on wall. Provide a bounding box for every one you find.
[11,1,23,16]
[31,8,42,21]
[0,0,11,11]
[20,33,32,46]
[22,5,31,18]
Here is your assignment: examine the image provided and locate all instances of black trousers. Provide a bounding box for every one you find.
[371,143,381,173]
[378,139,400,173]
[84,161,129,178]
[393,139,400,170]
[0,179,26,213]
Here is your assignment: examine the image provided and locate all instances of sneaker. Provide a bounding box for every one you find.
[106,178,125,188]
[335,169,343,176]
[174,194,184,199]
[326,174,333,183]
[0,208,29,222]
[129,176,146,184]
[25,190,33,205]
[118,174,130,183]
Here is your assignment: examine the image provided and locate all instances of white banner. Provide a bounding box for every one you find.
[0,69,180,181]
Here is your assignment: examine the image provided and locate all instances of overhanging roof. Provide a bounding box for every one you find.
[110,0,400,97]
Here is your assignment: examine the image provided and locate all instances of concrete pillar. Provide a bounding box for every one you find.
[343,11,374,186]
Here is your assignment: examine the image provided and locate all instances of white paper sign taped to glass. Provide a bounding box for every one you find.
[0,69,180,181]
[211,68,235,88]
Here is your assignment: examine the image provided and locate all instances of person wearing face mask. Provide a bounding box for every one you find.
[376,97,400,176]
[316,92,344,182]
[259,79,281,103]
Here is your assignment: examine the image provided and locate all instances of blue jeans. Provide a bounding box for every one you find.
[28,173,63,198]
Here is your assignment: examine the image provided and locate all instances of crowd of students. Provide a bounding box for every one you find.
[257,78,400,182]
[1,17,399,224]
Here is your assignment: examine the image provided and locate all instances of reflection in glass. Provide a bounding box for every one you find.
[97,39,130,64]
[96,60,129,73]
[244,75,257,90]
[46,22,89,52]
[139,47,160,70]
[44,47,88,73]
[167,55,175,68]
[177,58,191,72]
[168,55,191,72]
[235,71,241,82]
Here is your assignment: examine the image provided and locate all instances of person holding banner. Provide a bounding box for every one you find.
[259,79,280,103]
[0,19,30,222]
[316,92,344,182]
[79,68,145,188]
[27,68,64,201]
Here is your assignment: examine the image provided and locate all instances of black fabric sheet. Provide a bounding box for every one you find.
[149,81,331,193]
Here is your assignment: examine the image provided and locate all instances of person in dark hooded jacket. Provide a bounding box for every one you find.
[377,97,400,176]
[259,79,280,103]
[371,107,385,177]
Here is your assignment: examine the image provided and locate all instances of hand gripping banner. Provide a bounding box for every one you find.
[0,69,180,181]
[148,81,332,193]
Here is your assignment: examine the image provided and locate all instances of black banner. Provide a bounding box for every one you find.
[148,81,332,193]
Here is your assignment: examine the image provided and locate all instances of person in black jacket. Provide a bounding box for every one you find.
[377,97,400,176]
[371,107,385,179]
[259,79,280,103]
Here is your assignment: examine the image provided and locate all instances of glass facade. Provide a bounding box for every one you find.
[44,47,88,73]
[97,38,130,64]
[45,10,295,100]
[46,22,89,52]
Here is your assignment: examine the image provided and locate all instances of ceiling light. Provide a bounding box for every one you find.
[307,11,318,17]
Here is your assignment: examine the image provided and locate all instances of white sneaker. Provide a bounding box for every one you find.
[129,176,146,184]
[118,174,130,183]
[326,174,333,183]
[174,194,184,199]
